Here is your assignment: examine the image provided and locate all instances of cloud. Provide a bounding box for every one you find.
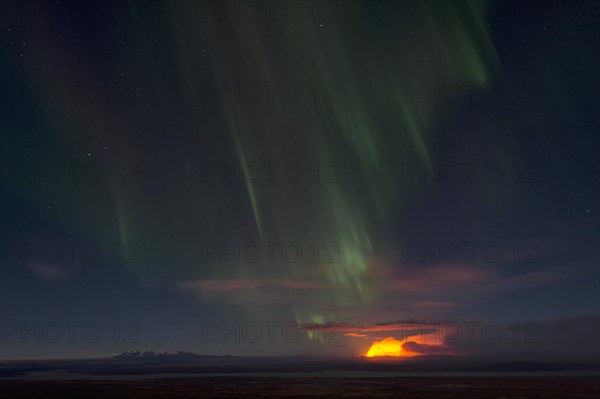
[303,314,600,357]
[345,332,368,338]
[402,341,453,355]
[409,300,458,310]
[26,263,70,281]
[371,261,584,319]
[299,321,441,337]
[384,263,494,295]
[437,315,600,356]
[477,266,576,292]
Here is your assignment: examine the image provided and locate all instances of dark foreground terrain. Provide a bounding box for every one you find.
[1,376,599,399]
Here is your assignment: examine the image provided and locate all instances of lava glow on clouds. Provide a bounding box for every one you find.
[366,337,414,357]
[299,322,455,357]
[365,334,450,358]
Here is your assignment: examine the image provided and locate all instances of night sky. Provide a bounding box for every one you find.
[1,0,599,360]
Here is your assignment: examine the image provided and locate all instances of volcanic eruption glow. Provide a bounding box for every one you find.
[364,333,449,358]
[365,337,417,357]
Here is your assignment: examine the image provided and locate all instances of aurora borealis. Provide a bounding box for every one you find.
[1,0,599,360]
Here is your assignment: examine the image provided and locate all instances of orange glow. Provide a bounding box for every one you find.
[365,336,417,357]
